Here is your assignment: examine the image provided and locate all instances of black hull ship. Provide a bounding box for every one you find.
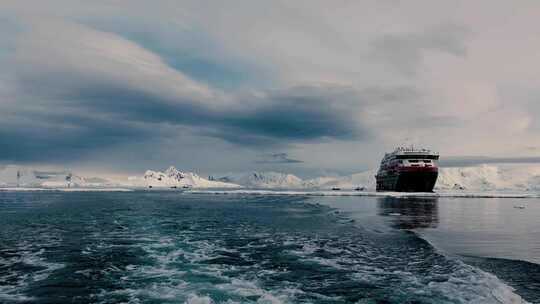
[376,147,439,192]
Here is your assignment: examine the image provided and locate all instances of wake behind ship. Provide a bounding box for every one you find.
[376,147,439,192]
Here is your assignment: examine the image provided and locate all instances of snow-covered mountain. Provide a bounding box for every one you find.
[215,171,376,190]
[2,163,540,192]
[302,170,376,190]
[130,166,240,188]
[302,165,540,191]
[436,164,540,191]
[216,165,540,191]
[216,172,303,189]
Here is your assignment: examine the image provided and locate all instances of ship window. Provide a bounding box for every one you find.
[424,159,431,163]
[396,155,439,160]
[409,159,419,163]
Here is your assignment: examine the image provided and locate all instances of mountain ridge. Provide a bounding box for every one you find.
[1,164,540,191]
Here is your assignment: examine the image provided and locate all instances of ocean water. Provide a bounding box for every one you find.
[0,192,538,303]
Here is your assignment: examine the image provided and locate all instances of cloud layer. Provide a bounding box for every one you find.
[1,1,539,175]
[2,19,368,164]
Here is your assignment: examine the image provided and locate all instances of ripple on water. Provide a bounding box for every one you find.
[0,232,65,302]
[91,219,526,303]
[0,193,530,303]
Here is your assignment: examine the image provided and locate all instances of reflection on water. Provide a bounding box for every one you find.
[377,197,439,229]
[419,197,540,265]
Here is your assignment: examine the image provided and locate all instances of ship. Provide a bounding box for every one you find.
[375,147,439,192]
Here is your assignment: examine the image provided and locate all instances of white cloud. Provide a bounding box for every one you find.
[14,18,216,105]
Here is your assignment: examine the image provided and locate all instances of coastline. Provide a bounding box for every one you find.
[1,187,540,198]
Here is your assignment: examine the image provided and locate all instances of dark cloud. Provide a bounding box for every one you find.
[0,109,158,162]
[440,156,540,167]
[255,153,303,164]
[214,86,365,145]
[3,83,366,161]
[0,14,475,172]
[0,19,371,162]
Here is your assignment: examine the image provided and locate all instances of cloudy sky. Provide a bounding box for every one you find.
[1,1,539,177]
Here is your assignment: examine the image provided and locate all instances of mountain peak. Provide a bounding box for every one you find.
[165,166,187,179]
[165,166,179,173]
[140,167,239,188]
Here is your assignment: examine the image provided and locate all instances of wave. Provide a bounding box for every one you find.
[0,192,531,303]
[0,232,65,302]
[90,214,529,303]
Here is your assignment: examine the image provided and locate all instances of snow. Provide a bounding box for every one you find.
[0,165,113,189]
[436,164,540,191]
[215,170,375,190]
[216,171,303,189]
[302,170,376,190]
[0,165,239,190]
[128,166,241,189]
[219,165,540,192]
[301,164,540,192]
[1,163,540,193]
